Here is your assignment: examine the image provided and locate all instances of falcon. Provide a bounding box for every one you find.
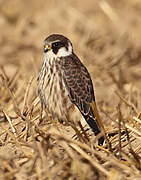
[37,34,104,145]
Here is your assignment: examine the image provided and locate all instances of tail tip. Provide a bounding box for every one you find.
[98,136,105,146]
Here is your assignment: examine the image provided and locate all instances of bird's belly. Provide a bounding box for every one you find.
[42,72,84,124]
[42,72,69,119]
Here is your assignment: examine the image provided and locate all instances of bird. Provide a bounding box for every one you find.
[37,34,104,145]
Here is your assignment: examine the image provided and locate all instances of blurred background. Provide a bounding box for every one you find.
[1,0,141,179]
[1,0,141,121]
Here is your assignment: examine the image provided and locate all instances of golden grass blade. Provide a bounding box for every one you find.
[70,143,110,176]
[3,110,16,135]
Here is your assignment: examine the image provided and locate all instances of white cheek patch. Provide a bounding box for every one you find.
[57,42,72,57]
[57,47,71,57]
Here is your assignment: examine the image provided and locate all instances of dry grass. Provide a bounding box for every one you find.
[0,0,141,179]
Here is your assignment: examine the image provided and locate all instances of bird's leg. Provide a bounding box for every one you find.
[68,122,87,143]
[64,116,86,143]
[39,105,47,125]
[39,106,43,122]
[78,121,89,142]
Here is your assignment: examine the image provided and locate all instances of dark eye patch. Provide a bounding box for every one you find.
[52,42,61,47]
[52,41,66,54]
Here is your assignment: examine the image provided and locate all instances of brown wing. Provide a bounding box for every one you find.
[61,54,103,137]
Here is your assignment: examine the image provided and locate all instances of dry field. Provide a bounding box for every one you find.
[0,0,141,179]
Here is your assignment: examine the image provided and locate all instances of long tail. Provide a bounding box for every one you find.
[83,101,104,145]
[85,115,104,145]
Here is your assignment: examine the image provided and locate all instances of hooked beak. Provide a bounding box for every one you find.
[44,44,51,53]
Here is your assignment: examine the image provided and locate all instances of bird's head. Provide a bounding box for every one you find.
[44,34,73,59]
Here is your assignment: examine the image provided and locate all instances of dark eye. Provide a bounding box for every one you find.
[51,41,63,54]
[52,42,60,48]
